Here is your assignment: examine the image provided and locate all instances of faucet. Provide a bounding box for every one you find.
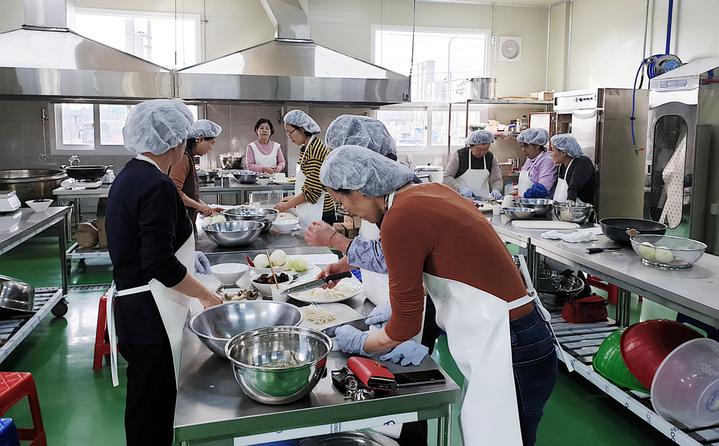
[68,155,80,167]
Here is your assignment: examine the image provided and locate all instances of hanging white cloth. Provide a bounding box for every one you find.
[456,149,490,198]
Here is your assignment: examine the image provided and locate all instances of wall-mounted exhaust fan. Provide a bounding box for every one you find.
[498,36,522,62]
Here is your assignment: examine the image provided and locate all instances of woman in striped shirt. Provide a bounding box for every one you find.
[274,110,335,226]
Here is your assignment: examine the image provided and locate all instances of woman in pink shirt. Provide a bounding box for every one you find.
[246,118,286,174]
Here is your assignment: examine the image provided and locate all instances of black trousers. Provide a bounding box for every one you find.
[120,342,177,446]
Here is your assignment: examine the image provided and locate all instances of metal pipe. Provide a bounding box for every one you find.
[545,6,551,92]
[565,1,573,90]
[665,0,673,55]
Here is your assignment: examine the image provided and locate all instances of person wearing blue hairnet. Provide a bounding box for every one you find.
[274,110,335,227]
[169,119,223,231]
[549,134,596,203]
[443,130,503,200]
[510,128,557,199]
[320,145,557,446]
[106,100,222,446]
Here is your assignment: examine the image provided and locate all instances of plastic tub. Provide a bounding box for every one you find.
[620,319,703,389]
[593,330,648,393]
[651,338,719,427]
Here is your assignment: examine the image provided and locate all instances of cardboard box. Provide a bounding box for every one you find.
[346,228,359,239]
[530,91,554,101]
[333,223,346,237]
[343,215,362,228]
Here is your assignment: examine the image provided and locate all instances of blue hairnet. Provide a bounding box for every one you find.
[320,145,415,197]
[517,128,549,147]
[465,130,494,146]
[284,110,320,134]
[326,115,396,155]
[550,134,584,158]
[188,120,222,139]
[122,99,193,156]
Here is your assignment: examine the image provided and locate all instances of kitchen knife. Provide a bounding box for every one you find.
[280,272,353,295]
[586,247,624,254]
[322,318,370,337]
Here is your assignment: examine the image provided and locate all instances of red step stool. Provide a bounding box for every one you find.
[587,275,641,305]
[0,372,46,446]
[94,290,118,370]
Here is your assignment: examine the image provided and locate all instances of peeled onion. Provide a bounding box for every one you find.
[638,242,656,261]
[270,249,287,266]
[283,256,294,271]
[293,256,309,272]
[654,247,674,264]
[253,254,269,268]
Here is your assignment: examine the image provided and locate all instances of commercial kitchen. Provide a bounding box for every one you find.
[0,0,718,445]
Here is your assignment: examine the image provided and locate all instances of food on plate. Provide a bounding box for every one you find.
[293,256,309,272]
[654,247,674,264]
[253,273,290,284]
[270,250,287,266]
[638,242,656,261]
[219,287,259,301]
[292,280,360,301]
[302,306,337,324]
[253,254,270,268]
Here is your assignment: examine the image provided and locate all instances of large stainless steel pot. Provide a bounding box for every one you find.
[466,77,497,99]
[0,169,67,203]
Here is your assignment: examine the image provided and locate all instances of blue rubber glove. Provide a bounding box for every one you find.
[365,302,392,328]
[458,186,475,199]
[380,340,429,366]
[334,325,370,356]
[491,189,503,200]
[194,252,212,275]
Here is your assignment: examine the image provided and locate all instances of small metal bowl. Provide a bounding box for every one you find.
[203,221,265,247]
[232,171,258,184]
[189,301,303,358]
[225,326,331,404]
[223,208,278,233]
[513,198,553,216]
[504,207,537,220]
[554,202,594,224]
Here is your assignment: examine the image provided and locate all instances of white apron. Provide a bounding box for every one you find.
[294,140,326,230]
[517,151,548,196]
[249,141,280,169]
[457,149,490,198]
[106,154,196,388]
[553,158,574,202]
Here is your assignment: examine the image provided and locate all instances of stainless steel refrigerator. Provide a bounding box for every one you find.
[553,88,648,220]
[645,57,719,254]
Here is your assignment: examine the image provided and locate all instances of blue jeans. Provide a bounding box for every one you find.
[510,306,558,446]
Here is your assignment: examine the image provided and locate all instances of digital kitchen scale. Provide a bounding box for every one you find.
[0,190,21,212]
[61,178,103,190]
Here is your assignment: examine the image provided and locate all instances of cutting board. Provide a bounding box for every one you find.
[299,303,364,332]
[511,220,579,230]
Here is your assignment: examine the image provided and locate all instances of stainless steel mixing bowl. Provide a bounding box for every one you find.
[189,301,303,358]
[554,202,594,224]
[513,198,553,216]
[504,207,536,220]
[222,208,278,233]
[225,326,332,405]
[0,275,34,312]
[203,221,265,247]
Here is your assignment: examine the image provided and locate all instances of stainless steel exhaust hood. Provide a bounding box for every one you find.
[0,0,172,99]
[176,0,409,105]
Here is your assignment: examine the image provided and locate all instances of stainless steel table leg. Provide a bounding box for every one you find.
[528,244,539,285]
[437,403,451,446]
[59,215,68,296]
[616,288,631,327]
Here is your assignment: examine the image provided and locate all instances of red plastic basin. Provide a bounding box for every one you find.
[620,319,703,389]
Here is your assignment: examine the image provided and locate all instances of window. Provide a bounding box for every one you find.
[54,103,198,154]
[431,108,485,147]
[373,27,489,103]
[75,8,198,69]
[376,109,427,151]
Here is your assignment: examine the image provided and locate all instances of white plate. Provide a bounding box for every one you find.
[289,276,363,303]
[250,264,321,282]
[299,303,364,332]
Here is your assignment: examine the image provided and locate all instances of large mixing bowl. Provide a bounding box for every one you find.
[203,221,264,247]
[553,202,594,224]
[223,208,278,233]
[504,207,536,220]
[232,170,258,184]
[513,198,553,216]
[630,234,706,269]
[189,301,303,358]
[225,326,331,405]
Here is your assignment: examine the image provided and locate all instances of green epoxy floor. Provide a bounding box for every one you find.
[0,236,680,445]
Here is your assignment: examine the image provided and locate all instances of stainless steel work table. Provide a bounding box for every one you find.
[531,233,719,327]
[53,184,110,235]
[0,206,71,295]
[199,182,295,205]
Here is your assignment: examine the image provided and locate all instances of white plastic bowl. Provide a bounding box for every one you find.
[256,178,271,186]
[273,219,299,234]
[651,338,719,428]
[25,199,53,212]
[210,263,249,285]
[251,274,294,297]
